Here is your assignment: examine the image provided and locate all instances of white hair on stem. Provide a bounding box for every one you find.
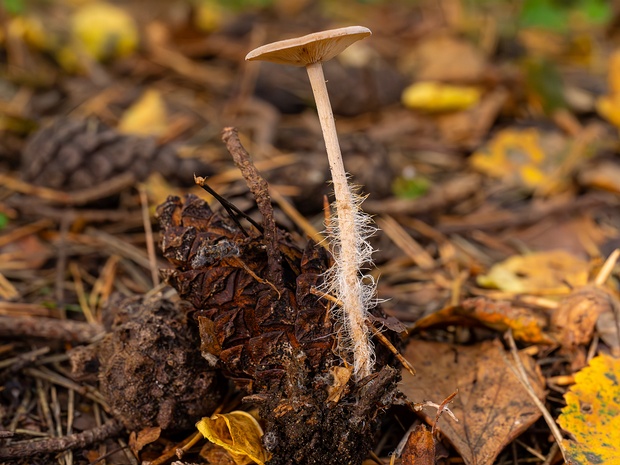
[320,189,378,378]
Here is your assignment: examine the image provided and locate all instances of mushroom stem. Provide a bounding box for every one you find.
[306,62,373,379]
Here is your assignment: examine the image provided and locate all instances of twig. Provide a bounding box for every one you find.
[0,172,136,206]
[221,127,283,288]
[503,331,569,463]
[139,185,160,288]
[0,420,123,460]
[0,316,103,343]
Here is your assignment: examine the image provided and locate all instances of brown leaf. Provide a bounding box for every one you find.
[401,339,545,465]
[129,426,161,454]
[402,424,435,465]
[551,285,616,352]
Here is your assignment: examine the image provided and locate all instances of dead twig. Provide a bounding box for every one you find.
[0,420,123,460]
[221,127,283,288]
[502,331,569,463]
[0,316,104,343]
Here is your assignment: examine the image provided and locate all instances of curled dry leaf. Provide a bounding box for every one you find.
[550,285,616,353]
[197,411,271,465]
[129,426,161,454]
[401,339,545,465]
[401,424,435,465]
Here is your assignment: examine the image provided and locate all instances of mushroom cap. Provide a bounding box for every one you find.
[245,26,372,67]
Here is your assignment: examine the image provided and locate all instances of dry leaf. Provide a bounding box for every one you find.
[596,49,620,128]
[326,366,353,403]
[558,354,620,464]
[470,128,566,190]
[550,285,615,352]
[400,34,488,82]
[401,424,435,465]
[435,88,507,149]
[196,411,271,465]
[402,81,481,112]
[129,426,161,454]
[578,160,620,193]
[401,339,545,465]
[412,297,554,345]
[477,250,590,294]
[118,89,168,137]
[71,2,139,62]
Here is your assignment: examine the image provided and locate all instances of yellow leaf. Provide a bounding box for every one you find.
[470,128,562,190]
[71,2,138,62]
[607,49,620,95]
[558,354,620,464]
[194,0,226,33]
[118,89,167,136]
[196,411,271,465]
[402,81,481,112]
[596,93,620,128]
[7,16,49,51]
[477,250,589,294]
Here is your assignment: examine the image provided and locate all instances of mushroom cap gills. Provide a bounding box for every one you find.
[245,26,371,67]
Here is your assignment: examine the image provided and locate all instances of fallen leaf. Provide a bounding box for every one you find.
[401,339,545,465]
[326,366,353,403]
[470,128,567,190]
[412,297,554,345]
[550,285,615,352]
[401,424,435,465]
[597,305,620,357]
[402,81,481,112]
[129,426,161,454]
[71,2,139,62]
[596,49,620,128]
[578,160,620,193]
[558,354,620,464]
[477,250,590,294]
[400,34,488,82]
[435,88,507,149]
[118,89,168,137]
[196,411,271,465]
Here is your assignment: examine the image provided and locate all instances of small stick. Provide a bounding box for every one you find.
[222,127,283,288]
[139,185,160,287]
[0,316,103,343]
[0,172,135,206]
[503,331,568,463]
[0,420,123,460]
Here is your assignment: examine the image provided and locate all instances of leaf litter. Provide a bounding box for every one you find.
[0,1,620,464]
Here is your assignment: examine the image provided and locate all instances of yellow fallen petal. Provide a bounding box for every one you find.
[196,411,271,465]
[402,81,481,112]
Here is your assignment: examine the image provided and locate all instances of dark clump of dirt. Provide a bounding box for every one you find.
[70,293,225,432]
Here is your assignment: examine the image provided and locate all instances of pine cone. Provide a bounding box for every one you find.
[21,118,210,190]
[156,194,339,391]
[156,194,400,464]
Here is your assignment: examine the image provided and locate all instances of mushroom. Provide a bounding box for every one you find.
[246,26,375,379]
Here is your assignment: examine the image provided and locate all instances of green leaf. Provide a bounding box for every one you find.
[520,0,611,31]
[392,176,431,200]
[0,213,8,230]
[2,0,25,15]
